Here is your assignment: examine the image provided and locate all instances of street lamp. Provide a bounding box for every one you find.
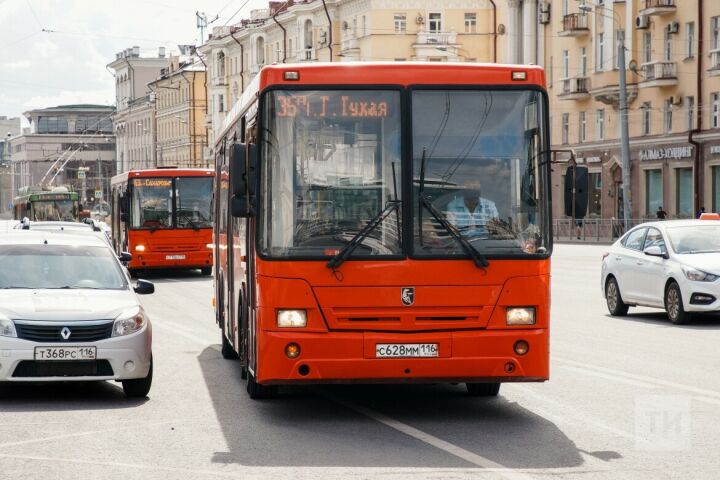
[579,3,632,230]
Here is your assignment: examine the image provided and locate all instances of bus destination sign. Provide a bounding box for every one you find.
[276,94,389,118]
[136,179,172,188]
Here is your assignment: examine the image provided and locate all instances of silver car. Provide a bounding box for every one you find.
[0,231,154,397]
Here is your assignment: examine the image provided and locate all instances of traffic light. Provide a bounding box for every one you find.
[564,164,589,219]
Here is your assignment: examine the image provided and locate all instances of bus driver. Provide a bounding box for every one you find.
[445,179,499,238]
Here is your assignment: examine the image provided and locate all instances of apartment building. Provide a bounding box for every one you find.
[149,56,208,167]
[548,0,720,220]
[108,47,170,173]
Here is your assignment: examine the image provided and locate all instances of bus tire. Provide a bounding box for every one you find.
[221,331,239,360]
[122,355,153,398]
[247,372,277,399]
[466,382,500,397]
[201,267,212,276]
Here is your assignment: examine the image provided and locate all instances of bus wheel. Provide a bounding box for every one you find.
[201,267,212,276]
[221,331,239,360]
[466,383,500,397]
[247,373,277,399]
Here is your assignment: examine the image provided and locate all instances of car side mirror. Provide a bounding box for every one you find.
[644,245,668,259]
[134,279,155,295]
[118,251,133,263]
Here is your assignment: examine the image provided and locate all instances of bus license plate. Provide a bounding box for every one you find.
[165,255,186,260]
[34,346,97,361]
[376,343,438,358]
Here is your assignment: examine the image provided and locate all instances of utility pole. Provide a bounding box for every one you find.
[618,30,632,230]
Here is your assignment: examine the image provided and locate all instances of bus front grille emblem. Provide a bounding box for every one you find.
[401,287,415,306]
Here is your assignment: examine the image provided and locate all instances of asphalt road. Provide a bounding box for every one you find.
[2,244,720,480]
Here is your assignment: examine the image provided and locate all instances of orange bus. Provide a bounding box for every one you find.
[110,168,214,276]
[214,62,552,399]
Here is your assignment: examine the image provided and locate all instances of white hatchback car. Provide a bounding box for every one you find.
[602,219,720,324]
[0,231,154,396]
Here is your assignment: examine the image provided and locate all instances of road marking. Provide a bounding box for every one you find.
[554,356,720,406]
[324,393,537,480]
[152,319,217,347]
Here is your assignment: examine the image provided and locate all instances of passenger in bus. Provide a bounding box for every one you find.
[445,180,499,237]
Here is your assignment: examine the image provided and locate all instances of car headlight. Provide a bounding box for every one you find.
[112,306,147,337]
[506,307,536,325]
[277,310,307,328]
[682,266,719,282]
[0,315,17,338]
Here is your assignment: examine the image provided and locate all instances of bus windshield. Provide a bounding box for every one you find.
[131,177,173,229]
[33,200,77,221]
[412,89,549,257]
[177,177,213,229]
[260,90,402,258]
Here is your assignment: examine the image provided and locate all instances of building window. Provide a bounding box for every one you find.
[217,51,225,78]
[218,94,224,113]
[579,112,586,143]
[665,99,673,133]
[428,12,442,33]
[562,0,569,17]
[580,47,587,77]
[713,16,720,50]
[361,15,367,36]
[562,50,569,78]
[645,169,663,216]
[589,172,602,217]
[596,109,605,140]
[664,29,672,62]
[676,168,693,217]
[597,32,605,71]
[562,113,569,145]
[256,37,265,64]
[686,96,694,131]
[686,22,695,58]
[394,13,406,33]
[713,93,720,128]
[643,32,652,64]
[712,166,720,212]
[464,13,477,33]
[37,116,69,134]
[642,102,651,136]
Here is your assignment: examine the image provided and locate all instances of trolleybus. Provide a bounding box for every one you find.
[110,168,214,276]
[214,62,553,398]
[13,186,80,221]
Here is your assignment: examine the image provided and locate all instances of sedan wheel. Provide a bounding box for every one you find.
[665,282,691,325]
[605,277,629,316]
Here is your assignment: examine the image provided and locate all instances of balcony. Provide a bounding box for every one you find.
[212,76,228,87]
[559,13,589,37]
[639,61,678,88]
[296,48,316,62]
[590,83,639,107]
[415,31,457,46]
[413,31,459,60]
[340,37,360,61]
[639,0,676,16]
[558,77,591,100]
[709,49,720,77]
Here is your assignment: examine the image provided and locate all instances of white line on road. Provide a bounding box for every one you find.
[152,319,217,347]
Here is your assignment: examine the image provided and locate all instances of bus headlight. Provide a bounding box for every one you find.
[277,310,307,328]
[135,245,146,252]
[113,307,147,336]
[506,307,535,325]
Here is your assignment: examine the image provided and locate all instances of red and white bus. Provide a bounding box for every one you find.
[110,168,214,276]
[214,62,552,398]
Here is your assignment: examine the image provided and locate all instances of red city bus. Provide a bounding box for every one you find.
[110,168,214,276]
[214,63,552,398]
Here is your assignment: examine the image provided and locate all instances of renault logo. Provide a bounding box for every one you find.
[60,327,72,340]
[401,287,415,306]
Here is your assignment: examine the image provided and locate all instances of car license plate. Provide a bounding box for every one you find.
[376,343,438,358]
[165,254,186,260]
[34,346,97,361]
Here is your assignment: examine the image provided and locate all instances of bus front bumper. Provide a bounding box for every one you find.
[256,329,549,385]
[130,250,213,270]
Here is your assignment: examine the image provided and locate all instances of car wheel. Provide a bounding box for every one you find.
[247,372,277,399]
[466,383,500,397]
[665,282,691,325]
[605,276,629,316]
[201,267,212,276]
[221,330,239,360]
[122,355,153,398]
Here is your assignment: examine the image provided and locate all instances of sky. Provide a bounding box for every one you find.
[0,0,268,121]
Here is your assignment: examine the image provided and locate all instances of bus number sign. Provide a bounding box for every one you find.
[277,95,389,118]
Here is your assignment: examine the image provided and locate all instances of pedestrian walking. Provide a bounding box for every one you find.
[656,206,668,220]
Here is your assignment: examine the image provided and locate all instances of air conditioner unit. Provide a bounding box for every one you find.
[415,14,425,25]
[539,4,551,25]
[670,95,683,106]
[666,21,679,34]
[636,15,649,29]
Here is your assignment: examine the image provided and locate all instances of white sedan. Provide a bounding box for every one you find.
[602,219,720,324]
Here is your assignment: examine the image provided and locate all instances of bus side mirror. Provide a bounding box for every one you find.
[120,212,129,223]
[564,164,589,219]
[230,142,257,197]
[120,195,129,214]
[231,195,255,218]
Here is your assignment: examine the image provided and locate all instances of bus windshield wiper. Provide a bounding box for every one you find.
[327,200,401,270]
[417,148,488,269]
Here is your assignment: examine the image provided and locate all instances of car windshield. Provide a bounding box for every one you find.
[176,177,213,229]
[259,89,402,258]
[0,244,126,289]
[666,225,720,254]
[412,89,549,257]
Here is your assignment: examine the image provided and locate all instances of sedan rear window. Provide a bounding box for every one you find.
[0,245,126,290]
